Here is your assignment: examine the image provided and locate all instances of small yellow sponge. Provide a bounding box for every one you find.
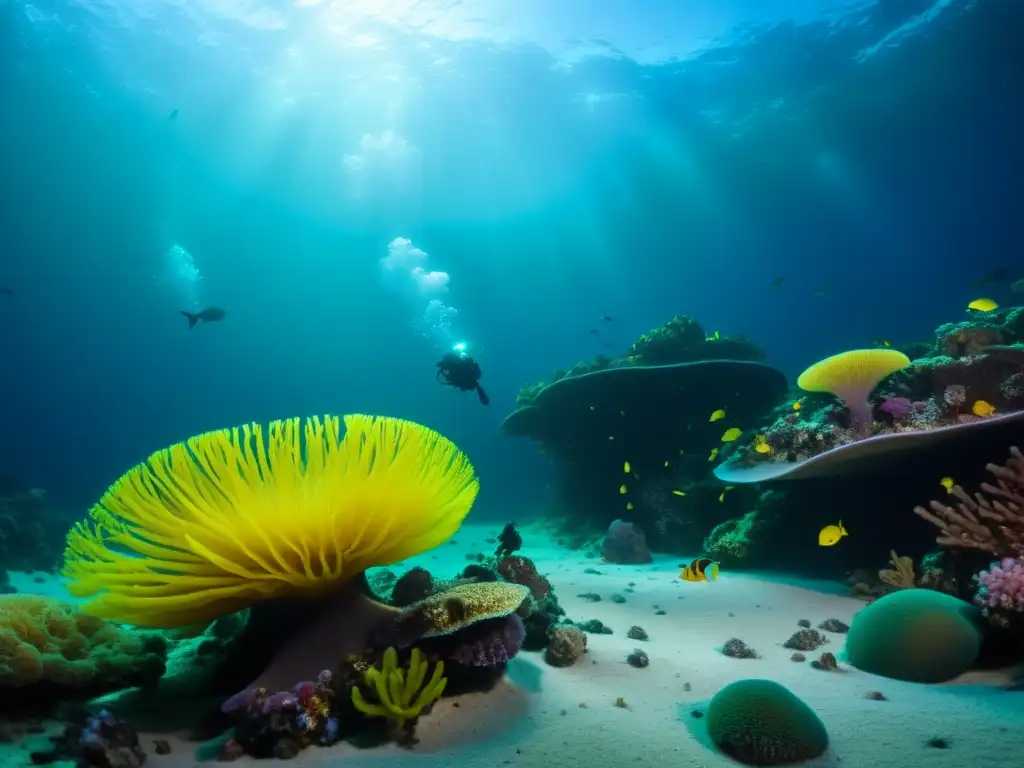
[351,646,446,727]
[62,414,479,628]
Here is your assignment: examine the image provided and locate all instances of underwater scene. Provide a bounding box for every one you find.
[2,0,1024,767]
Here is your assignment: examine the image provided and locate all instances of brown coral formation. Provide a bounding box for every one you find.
[878,550,916,590]
[914,446,1024,556]
[0,595,167,695]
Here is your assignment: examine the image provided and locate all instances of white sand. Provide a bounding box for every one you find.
[4,521,1022,768]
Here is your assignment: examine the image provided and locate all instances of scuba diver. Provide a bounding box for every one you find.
[436,351,490,405]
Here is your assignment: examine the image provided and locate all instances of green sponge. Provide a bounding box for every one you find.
[844,588,983,683]
[706,679,828,765]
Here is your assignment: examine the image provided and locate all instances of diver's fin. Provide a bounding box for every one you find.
[476,385,490,405]
[180,310,199,329]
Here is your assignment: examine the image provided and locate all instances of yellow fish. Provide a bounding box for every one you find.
[753,435,771,454]
[718,485,735,503]
[972,400,996,417]
[818,521,848,547]
[672,489,686,497]
[721,427,742,442]
[708,448,719,462]
[608,435,615,440]
[874,339,892,348]
[664,461,670,468]
[626,501,634,510]
[709,408,727,423]
[624,461,631,473]
[619,484,627,495]
[678,448,685,455]
[706,330,720,341]
[680,557,719,583]
[967,298,998,312]
[940,476,955,494]
[792,399,803,411]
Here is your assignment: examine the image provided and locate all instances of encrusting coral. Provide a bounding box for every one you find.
[914,446,1024,556]
[350,647,446,727]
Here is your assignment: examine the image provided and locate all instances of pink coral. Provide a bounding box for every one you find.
[974,557,1024,614]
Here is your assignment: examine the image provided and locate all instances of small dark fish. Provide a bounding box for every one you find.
[588,328,599,334]
[601,315,613,322]
[0,286,12,296]
[601,342,615,348]
[770,275,785,288]
[167,109,179,123]
[974,267,1009,286]
[180,307,226,328]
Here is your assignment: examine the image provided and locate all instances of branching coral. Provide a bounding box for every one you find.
[878,550,917,590]
[350,647,446,727]
[914,446,1024,556]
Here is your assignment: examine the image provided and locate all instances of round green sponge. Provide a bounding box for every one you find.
[705,679,828,765]
[844,588,983,683]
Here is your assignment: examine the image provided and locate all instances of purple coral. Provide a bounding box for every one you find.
[447,613,526,667]
[974,557,1024,614]
[878,397,913,420]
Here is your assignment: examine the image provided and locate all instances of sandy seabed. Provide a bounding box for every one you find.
[3,521,1022,768]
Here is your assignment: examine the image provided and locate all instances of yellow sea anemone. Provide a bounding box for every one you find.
[63,414,479,628]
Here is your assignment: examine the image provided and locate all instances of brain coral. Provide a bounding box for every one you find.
[705,679,828,766]
[0,595,167,690]
[844,588,983,683]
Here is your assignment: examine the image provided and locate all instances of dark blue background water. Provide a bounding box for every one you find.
[0,0,1020,515]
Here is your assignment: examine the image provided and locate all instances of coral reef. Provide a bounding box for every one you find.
[717,309,1024,481]
[514,314,765,408]
[0,595,167,711]
[503,353,786,542]
[221,669,341,756]
[30,708,147,768]
[702,491,786,567]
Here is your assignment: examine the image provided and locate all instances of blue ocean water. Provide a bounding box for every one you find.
[1,2,1023,766]
[1,0,1016,512]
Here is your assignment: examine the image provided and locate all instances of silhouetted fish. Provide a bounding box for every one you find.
[181,307,226,328]
[0,286,12,296]
[167,109,179,123]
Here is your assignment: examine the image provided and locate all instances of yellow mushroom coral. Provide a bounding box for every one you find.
[62,414,479,629]
[797,349,911,431]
